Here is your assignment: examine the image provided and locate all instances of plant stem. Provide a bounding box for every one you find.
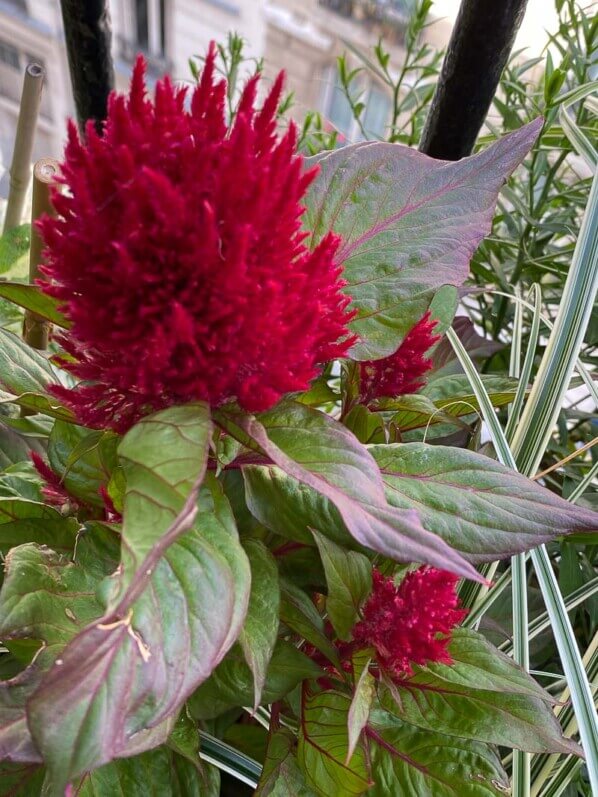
[3,63,44,234]
[22,158,59,353]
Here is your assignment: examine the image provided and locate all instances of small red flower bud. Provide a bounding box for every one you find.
[358,311,439,404]
[352,566,467,679]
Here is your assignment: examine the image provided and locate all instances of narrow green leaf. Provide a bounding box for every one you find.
[312,530,371,640]
[347,658,375,764]
[239,540,280,709]
[0,283,69,328]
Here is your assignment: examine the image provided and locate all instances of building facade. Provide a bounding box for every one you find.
[0,0,449,198]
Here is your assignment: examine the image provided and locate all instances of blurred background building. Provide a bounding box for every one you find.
[0,0,569,196]
[0,0,450,196]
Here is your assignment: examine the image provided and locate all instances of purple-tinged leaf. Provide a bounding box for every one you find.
[218,402,483,582]
[27,406,251,788]
[0,667,42,764]
[372,443,598,561]
[304,121,542,359]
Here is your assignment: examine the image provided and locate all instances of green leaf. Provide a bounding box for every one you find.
[74,747,220,796]
[0,497,78,555]
[304,121,542,359]
[256,728,316,796]
[297,690,371,796]
[239,539,280,709]
[219,402,481,582]
[188,641,321,720]
[0,283,69,328]
[367,710,511,796]
[0,544,104,668]
[372,443,598,561]
[347,656,375,764]
[279,579,341,668]
[380,652,581,755]
[312,531,371,640]
[27,405,251,789]
[0,225,30,275]
[0,329,73,421]
[48,422,118,506]
[0,763,44,796]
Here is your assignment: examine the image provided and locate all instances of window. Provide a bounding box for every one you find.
[322,66,391,143]
[133,0,166,57]
[0,39,20,70]
[119,0,168,69]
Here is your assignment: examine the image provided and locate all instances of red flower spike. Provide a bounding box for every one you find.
[352,566,467,679]
[30,452,75,509]
[358,311,440,404]
[39,43,356,432]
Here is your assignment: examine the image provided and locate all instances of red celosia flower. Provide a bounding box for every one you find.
[358,311,439,404]
[352,566,467,679]
[38,44,356,432]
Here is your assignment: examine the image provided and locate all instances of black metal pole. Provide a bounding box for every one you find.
[419,0,529,160]
[59,0,115,132]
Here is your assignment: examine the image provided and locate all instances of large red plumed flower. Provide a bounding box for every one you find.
[38,44,356,432]
[352,566,467,679]
[358,311,439,405]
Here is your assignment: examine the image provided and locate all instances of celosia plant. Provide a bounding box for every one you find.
[0,41,595,797]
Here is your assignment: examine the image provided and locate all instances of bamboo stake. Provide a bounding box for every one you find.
[3,63,45,234]
[23,158,59,352]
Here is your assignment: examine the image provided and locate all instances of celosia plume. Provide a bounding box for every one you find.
[352,566,467,678]
[39,44,355,432]
[359,311,439,404]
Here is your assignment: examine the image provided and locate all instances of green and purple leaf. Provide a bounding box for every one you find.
[372,443,598,561]
[26,405,251,789]
[218,402,482,582]
[304,120,542,359]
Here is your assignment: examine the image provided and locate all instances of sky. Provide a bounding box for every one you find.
[431,0,560,54]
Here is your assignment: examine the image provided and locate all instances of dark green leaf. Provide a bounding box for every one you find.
[367,710,511,796]
[188,641,321,720]
[0,498,78,555]
[279,578,340,667]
